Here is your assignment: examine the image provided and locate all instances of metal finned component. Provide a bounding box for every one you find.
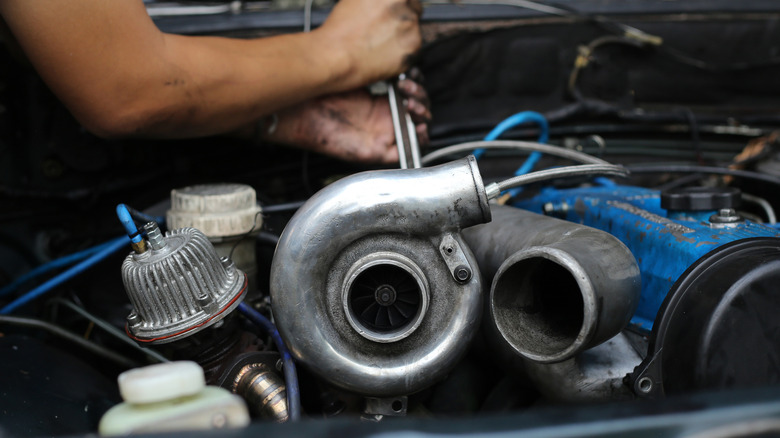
[121,227,247,344]
[232,363,288,422]
[342,253,430,344]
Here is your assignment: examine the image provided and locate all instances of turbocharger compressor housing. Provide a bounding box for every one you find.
[271,157,491,397]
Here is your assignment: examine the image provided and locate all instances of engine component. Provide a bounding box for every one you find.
[631,237,780,397]
[98,361,249,435]
[463,205,641,364]
[515,185,780,330]
[522,333,642,402]
[215,352,290,422]
[231,363,288,422]
[166,183,262,290]
[515,185,780,395]
[121,224,248,344]
[270,157,491,397]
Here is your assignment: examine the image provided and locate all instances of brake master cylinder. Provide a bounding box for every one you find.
[166,183,262,291]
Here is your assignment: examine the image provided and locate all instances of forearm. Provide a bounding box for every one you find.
[0,0,420,140]
[112,31,357,138]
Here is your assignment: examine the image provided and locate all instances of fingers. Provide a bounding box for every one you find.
[407,0,423,16]
[398,78,428,105]
[398,78,432,130]
[416,121,429,147]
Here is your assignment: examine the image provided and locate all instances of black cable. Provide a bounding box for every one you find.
[0,315,138,368]
[229,210,263,261]
[680,108,703,164]
[653,173,706,192]
[627,164,780,187]
[48,298,168,363]
[541,0,780,72]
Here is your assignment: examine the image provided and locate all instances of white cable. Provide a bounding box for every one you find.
[304,0,315,32]
[421,140,611,166]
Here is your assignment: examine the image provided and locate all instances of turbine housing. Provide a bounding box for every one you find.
[270,157,490,396]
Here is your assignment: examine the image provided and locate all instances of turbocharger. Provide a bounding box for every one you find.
[270,157,491,397]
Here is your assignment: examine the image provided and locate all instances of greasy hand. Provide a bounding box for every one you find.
[271,77,431,163]
[318,0,423,88]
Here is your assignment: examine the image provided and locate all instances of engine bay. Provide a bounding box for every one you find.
[3,1,780,436]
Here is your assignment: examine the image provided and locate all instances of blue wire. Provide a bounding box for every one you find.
[0,239,117,297]
[124,205,166,227]
[0,236,129,315]
[475,112,549,198]
[238,302,302,421]
[473,111,549,160]
[594,177,617,187]
[116,204,143,244]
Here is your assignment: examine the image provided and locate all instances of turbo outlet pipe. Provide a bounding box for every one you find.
[270,157,491,397]
[463,205,641,364]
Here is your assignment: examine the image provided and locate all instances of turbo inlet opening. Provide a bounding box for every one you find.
[343,255,429,344]
[492,256,585,363]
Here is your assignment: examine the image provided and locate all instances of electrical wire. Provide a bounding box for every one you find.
[421,140,610,166]
[0,315,138,368]
[0,239,117,297]
[486,163,630,199]
[238,302,301,421]
[49,298,168,363]
[626,164,780,188]
[0,236,129,315]
[434,0,780,72]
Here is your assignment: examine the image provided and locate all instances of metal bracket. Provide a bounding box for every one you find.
[439,234,473,284]
[364,396,408,417]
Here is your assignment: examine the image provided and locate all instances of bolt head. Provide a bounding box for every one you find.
[455,266,471,282]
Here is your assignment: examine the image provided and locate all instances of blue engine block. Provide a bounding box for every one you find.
[515,186,780,330]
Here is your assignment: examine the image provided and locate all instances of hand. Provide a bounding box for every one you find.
[317,0,423,88]
[270,77,431,164]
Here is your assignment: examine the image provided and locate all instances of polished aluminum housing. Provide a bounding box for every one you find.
[463,205,641,364]
[122,227,247,344]
[270,157,491,397]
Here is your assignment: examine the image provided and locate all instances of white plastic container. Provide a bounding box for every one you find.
[98,361,249,436]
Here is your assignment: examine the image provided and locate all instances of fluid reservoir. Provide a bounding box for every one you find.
[98,361,249,435]
[166,183,262,291]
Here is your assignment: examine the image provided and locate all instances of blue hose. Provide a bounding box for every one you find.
[0,239,117,297]
[123,205,166,227]
[238,302,302,421]
[0,236,129,315]
[116,204,143,244]
[473,111,549,160]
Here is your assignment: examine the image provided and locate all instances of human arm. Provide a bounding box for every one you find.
[0,0,422,139]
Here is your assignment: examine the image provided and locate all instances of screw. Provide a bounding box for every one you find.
[455,265,471,283]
